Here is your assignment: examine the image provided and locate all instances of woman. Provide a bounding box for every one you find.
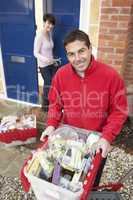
[34,14,58,111]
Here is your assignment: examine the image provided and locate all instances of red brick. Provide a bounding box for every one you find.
[124,68,133,75]
[120,8,131,14]
[127,62,133,66]
[110,15,119,21]
[101,8,120,14]
[114,60,123,65]
[118,22,129,28]
[109,29,127,34]
[100,14,110,21]
[115,48,125,54]
[98,39,109,47]
[108,41,126,48]
[115,34,128,41]
[123,69,133,75]
[102,59,113,65]
[99,47,115,53]
[107,53,124,60]
[97,52,107,59]
[99,28,109,34]
[101,1,112,7]
[126,77,133,81]
[99,0,133,87]
[111,15,130,21]
[126,45,133,52]
[128,23,133,29]
[124,74,133,79]
[112,0,132,7]
[99,34,116,40]
[100,21,118,27]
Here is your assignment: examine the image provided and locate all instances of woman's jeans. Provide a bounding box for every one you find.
[39,65,58,110]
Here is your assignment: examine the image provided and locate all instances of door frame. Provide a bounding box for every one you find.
[0,46,7,98]
[79,0,91,33]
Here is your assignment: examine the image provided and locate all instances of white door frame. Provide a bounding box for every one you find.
[0,46,7,98]
[79,0,91,34]
[79,0,98,57]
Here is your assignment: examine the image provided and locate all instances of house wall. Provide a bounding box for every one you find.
[96,0,133,116]
[122,5,133,88]
[97,0,133,79]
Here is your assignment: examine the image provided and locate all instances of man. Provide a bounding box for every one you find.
[41,29,128,185]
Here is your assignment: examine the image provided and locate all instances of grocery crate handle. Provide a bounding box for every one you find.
[80,152,103,200]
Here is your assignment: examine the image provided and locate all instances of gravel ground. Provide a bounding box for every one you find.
[0,175,35,200]
[100,147,133,200]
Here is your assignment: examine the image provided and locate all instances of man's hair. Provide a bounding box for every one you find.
[43,13,56,25]
[64,29,91,49]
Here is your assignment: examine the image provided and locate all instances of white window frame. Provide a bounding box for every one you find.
[0,46,7,98]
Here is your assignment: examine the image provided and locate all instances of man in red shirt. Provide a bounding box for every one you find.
[41,29,128,185]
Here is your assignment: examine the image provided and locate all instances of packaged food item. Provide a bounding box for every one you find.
[86,131,101,149]
[36,151,54,179]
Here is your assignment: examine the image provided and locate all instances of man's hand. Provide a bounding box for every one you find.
[89,138,111,158]
[96,138,111,158]
[40,126,55,141]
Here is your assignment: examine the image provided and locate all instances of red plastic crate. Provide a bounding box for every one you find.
[20,137,103,200]
[0,128,37,146]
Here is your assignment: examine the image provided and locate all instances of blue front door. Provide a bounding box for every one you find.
[46,0,80,65]
[0,0,38,103]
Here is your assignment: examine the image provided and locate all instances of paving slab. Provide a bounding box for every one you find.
[0,147,31,177]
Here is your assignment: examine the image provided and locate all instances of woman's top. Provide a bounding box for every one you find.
[34,30,54,68]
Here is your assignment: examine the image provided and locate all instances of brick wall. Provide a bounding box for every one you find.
[97,0,133,84]
[122,5,133,87]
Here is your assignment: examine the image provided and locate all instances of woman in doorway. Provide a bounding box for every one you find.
[34,14,58,111]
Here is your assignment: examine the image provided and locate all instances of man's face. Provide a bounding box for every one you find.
[65,40,92,75]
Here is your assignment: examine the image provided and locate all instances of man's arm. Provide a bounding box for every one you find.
[89,75,128,158]
[40,74,63,141]
[101,75,128,144]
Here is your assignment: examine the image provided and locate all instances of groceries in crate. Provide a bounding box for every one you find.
[0,114,36,132]
[26,156,41,177]
[25,125,101,193]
